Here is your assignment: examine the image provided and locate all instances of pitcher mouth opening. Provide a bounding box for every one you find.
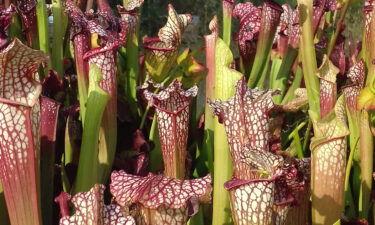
[143,37,177,51]
[224,175,281,191]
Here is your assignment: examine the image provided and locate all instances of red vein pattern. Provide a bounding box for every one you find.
[117,0,144,34]
[364,0,374,35]
[311,97,349,224]
[227,151,310,225]
[274,158,311,225]
[228,180,276,225]
[317,56,340,118]
[262,1,283,36]
[314,0,339,11]
[234,148,287,225]
[208,79,279,179]
[59,184,136,225]
[343,60,365,112]
[40,96,60,225]
[0,38,46,225]
[110,170,212,225]
[68,0,127,182]
[330,35,347,75]
[278,0,336,49]
[121,0,144,11]
[209,79,311,225]
[158,5,191,47]
[65,0,120,112]
[143,80,197,178]
[232,2,261,64]
[223,0,235,12]
[240,148,284,178]
[84,0,126,98]
[312,0,339,37]
[143,4,192,83]
[17,0,38,46]
[40,97,60,150]
[65,0,91,112]
[279,4,299,48]
[224,154,281,225]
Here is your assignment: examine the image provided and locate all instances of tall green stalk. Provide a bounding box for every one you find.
[52,0,67,77]
[360,3,375,219]
[212,38,242,225]
[120,0,143,117]
[248,1,282,88]
[327,0,352,56]
[346,107,361,216]
[271,47,298,103]
[148,115,164,172]
[9,14,25,43]
[222,0,234,46]
[297,0,320,115]
[74,65,110,193]
[36,0,51,69]
[342,60,366,217]
[281,65,303,105]
[124,32,139,114]
[358,112,373,219]
[297,0,347,223]
[203,16,217,175]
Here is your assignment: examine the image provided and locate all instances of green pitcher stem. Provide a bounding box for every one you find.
[148,115,164,172]
[74,65,110,193]
[36,0,51,69]
[359,111,373,219]
[272,46,298,104]
[203,20,217,175]
[297,0,320,116]
[211,37,242,225]
[52,0,66,77]
[125,31,140,117]
[248,1,282,88]
[222,0,233,46]
[327,0,352,56]
[281,65,303,105]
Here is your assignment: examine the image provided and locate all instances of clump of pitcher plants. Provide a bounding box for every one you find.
[0,0,373,224]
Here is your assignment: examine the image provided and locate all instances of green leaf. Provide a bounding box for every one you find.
[248,1,283,88]
[310,96,349,154]
[149,115,164,172]
[177,49,206,88]
[203,16,218,176]
[297,0,320,115]
[212,37,243,225]
[281,65,303,105]
[51,0,67,77]
[143,5,191,83]
[74,64,110,193]
[222,0,234,46]
[36,0,51,70]
[310,96,349,225]
[272,47,299,104]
